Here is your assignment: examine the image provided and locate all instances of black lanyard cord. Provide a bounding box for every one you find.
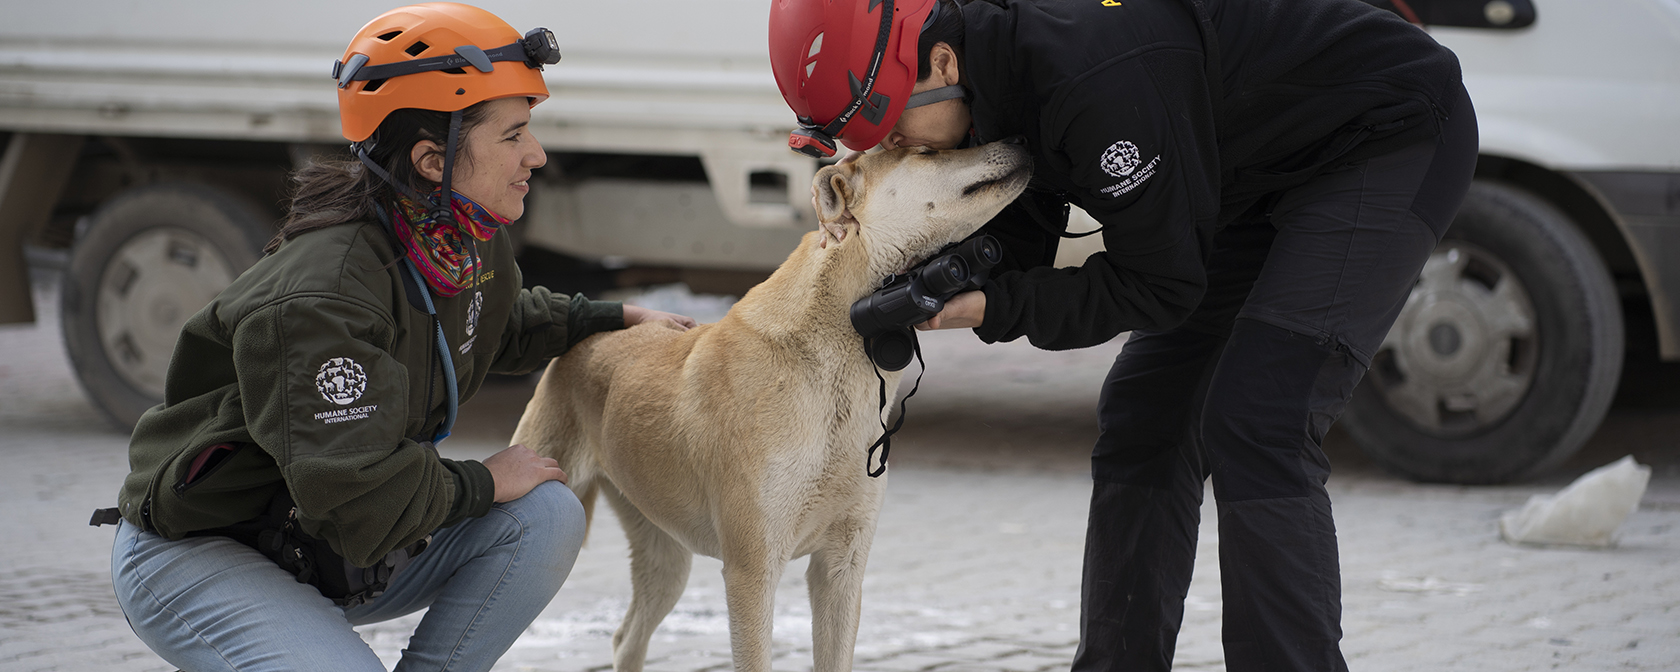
[865,329,925,478]
[1017,190,1105,239]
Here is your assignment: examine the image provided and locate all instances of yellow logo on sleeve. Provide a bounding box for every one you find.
[1102,0,1123,6]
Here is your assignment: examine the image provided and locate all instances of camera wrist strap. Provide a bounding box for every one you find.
[865,330,925,478]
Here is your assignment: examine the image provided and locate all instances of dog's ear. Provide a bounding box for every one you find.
[812,164,854,224]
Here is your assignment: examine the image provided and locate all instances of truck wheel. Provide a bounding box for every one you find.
[60,183,271,430]
[1340,180,1623,483]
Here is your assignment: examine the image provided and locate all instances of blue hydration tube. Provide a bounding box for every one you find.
[401,258,459,443]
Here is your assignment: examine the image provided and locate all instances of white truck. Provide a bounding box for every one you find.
[0,0,814,428]
[1,0,1676,483]
[1337,0,1680,482]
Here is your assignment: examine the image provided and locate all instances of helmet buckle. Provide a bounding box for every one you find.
[454,45,494,73]
[336,54,369,89]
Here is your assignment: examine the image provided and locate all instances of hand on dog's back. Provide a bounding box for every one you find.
[624,305,697,331]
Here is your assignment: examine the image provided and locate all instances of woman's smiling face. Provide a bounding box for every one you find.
[412,97,547,220]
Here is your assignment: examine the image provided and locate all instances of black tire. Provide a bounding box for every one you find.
[1340,180,1623,484]
[60,183,272,430]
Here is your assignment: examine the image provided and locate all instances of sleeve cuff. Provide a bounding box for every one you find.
[973,283,1011,344]
[566,295,625,349]
[439,458,496,526]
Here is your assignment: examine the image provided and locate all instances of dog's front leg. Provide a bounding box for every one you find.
[807,517,878,672]
[721,544,788,672]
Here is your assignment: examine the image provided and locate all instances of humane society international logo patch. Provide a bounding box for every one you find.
[458,290,485,354]
[1098,139,1160,198]
[315,357,368,405]
[466,291,483,337]
[1100,140,1142,178]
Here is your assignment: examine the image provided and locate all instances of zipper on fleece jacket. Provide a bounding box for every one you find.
[171,443,249,495]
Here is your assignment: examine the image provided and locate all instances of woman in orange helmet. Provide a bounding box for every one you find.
[103,5,693,670]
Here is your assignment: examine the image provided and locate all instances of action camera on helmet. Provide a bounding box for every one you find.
[851,235,1002,370]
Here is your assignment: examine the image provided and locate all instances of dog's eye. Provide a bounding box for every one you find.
[917,148,938,157]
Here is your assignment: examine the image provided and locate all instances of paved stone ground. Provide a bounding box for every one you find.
[3,271,1678,672]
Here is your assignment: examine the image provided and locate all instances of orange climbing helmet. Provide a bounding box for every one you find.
[334,2,562,142]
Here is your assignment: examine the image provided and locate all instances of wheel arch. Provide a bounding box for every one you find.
[1473,154,1668,358]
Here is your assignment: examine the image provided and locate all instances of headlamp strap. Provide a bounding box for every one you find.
[335,34,558,88]
[905,85,966,110]
[865,328,925,478]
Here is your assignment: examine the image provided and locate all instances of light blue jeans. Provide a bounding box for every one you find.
[111,481,585,672]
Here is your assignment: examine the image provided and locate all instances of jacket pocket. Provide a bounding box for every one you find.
[172,443,244,494]
[155,441,285,536]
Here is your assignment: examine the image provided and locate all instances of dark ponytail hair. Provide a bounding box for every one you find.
[266,102,494,254]
[916,0,966,82]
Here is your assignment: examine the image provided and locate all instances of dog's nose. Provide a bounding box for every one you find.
[999,135,1026,145]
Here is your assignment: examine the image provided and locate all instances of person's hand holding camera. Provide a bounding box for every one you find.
[916,290,986,330]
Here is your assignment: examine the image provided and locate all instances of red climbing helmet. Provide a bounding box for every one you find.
[769,0,939,157]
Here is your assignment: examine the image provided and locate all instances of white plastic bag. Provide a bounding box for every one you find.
[1499,455,1651,548]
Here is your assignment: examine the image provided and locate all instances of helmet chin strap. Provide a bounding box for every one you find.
[350,108,466,224]
[435,110,462,226]
[353,108,479,276]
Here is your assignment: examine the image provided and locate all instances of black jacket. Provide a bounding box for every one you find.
[965,0,1462,349]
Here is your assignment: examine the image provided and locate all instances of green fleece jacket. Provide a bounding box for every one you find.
[116,220,622,567]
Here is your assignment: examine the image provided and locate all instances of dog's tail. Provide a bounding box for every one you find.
[512,358,603,542]
[571,480,599,541]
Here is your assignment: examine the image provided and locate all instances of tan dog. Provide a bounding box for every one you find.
[511,141,1031,672]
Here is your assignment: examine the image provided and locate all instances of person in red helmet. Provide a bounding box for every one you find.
[771,1,1476,671]
[101,4,692,670]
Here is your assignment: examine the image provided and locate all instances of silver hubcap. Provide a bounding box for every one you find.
[1368,242,1538,435]
[96,228,238,397]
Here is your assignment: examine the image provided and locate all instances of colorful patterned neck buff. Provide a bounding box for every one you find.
[392,189,509,297]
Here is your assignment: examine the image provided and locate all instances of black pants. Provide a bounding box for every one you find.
[1071,88,1478,672]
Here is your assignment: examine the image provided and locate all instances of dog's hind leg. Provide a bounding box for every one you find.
[807,517,877,672]
[602,482,692,672]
